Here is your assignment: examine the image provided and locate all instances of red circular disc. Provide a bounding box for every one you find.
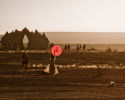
[51,45,62,56]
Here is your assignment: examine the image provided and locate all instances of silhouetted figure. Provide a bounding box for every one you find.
[6,46,10,52]
[3,43,7,50]
[77,44,79,50]
[68,44,70,50]
[44,43,58,75]
[20,52,29,72]
[4,43,6,47]
[64,45,67,51]
[13,43,17,51]
[83,44,86,50]
[80,45,81,50]
[51,43,54,48]
[8,43,11,50]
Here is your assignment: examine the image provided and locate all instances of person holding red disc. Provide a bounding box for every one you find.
[44,43,61,75]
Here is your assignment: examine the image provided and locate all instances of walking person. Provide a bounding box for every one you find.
[20,51,29,72]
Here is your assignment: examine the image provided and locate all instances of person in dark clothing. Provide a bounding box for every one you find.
[77,44,79,50]
[13,43,17,51]
[68,44,70,50]
[64,45,67,51]
[83,44,86,50]
[20,52,29,72]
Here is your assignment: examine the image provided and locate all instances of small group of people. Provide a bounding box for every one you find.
[2,42,26,52]
[76,44,86,50]
[64,44,70,50]
[20,43,58,75]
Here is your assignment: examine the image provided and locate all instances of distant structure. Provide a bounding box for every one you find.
[1,27,49,50]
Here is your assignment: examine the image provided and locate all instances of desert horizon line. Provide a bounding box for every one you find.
[1,31,125,35]
[40,31,125,33]
[1,27,125,34]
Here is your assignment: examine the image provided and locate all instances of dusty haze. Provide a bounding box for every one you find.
[44,32,125,44]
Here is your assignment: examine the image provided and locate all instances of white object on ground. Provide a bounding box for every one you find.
[91,65,97,68]
[37,65,40,67]
[110,81,115,86]
[32,64,36,67]
[59,65,63,68]
[67,64,70,68]
[38,64,43,67]
[44,64,59,74]
[71,64,76,68]
[44,64,50,73]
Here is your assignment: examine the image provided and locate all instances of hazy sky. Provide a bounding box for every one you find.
[1,0,125,34]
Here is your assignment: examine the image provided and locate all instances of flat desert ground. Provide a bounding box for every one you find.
[0,51,125,99]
